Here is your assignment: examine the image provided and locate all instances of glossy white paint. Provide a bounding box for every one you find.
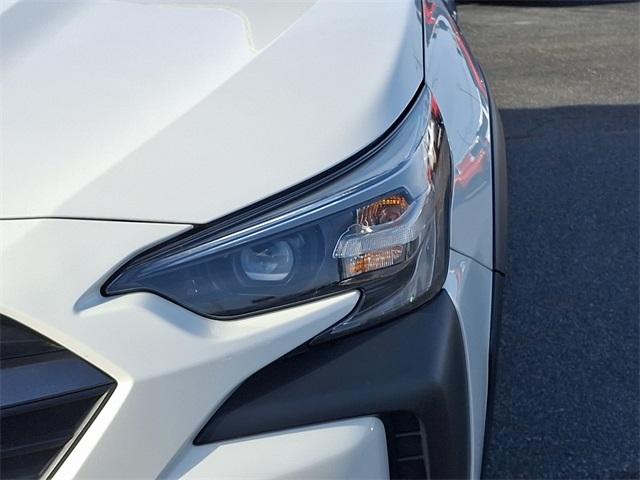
[157,249,494,480]
[1,1,498,478]
[163,418,389,479]
[1,0,422,224]
[425,7,495,270]
[0,217,491,479]
[0,219,360,478]
[425,9,497,472]
[444,250,493,480]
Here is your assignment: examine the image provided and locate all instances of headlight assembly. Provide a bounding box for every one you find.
[103,87,451,341]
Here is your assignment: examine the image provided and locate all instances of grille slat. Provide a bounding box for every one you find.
[1,435,71,459]
[397,455,426,462]
[0,315,114,479]
[393,431,421,438]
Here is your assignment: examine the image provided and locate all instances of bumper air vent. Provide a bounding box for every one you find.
[382,412,429,479]
[0,315,115,478]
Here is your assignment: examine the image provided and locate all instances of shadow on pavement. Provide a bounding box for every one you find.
[484,103,639,479]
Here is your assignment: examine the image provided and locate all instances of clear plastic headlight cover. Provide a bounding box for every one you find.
[103,87,451,341]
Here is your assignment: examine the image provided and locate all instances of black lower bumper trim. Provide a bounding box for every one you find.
[195,291,470,479]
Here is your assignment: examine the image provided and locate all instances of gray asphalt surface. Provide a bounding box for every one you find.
[458,2,640,478]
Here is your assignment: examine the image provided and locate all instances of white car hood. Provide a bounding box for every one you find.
[1,0,423,223]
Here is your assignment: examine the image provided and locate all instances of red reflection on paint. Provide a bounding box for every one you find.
[455,148,487,189]
[454,34,488,98]
[423,0,436,25]
[430,95,442,121]
[422,0,487,98]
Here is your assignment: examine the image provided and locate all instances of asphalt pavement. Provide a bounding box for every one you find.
[458,2,640,478]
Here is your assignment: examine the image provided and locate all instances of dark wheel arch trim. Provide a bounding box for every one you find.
[480,66,507,476]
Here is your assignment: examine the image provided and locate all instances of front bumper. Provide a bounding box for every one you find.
[0,220,493,479]
[193,291,469,479]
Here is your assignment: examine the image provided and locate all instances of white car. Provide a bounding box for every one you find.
[0,0,506,479]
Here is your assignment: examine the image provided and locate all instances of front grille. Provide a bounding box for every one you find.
[0,315,115,478]
[382,412,429,479]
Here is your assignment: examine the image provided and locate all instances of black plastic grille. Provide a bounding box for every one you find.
[382,412,429,479]
[0,315,114,478]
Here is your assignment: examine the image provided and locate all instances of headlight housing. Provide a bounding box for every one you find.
[103,87,451,341]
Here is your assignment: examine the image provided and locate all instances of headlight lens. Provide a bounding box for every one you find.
[103,87,451,341]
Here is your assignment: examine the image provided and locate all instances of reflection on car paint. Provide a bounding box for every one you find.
[423,0,493,268]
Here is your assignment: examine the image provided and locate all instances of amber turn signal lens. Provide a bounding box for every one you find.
[344,245,408,277]
[357,195,409,228]
[334,193,423,279]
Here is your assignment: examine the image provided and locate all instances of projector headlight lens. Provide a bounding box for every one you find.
[103,88,451,340]
[240,240,295,282]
